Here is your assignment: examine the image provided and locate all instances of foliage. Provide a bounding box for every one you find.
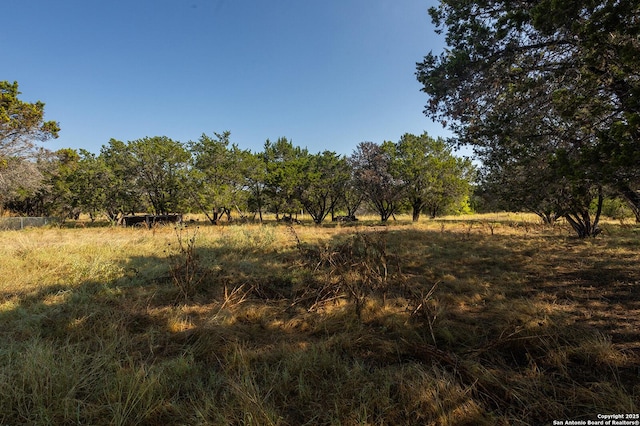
[237,149,267,221]
[99,139,146,220]
[349,141,404,222]
[262,137,308,219]
[391,132,475,220]
[295,151,349,224]
[71,150,113,221]
[0,81,59,208]
[0,81,59,158]
[416,0,640,236]
[189,132,249,224]
[599,196,635,221]
[0,155,46,215]
[43,148,82,219]
[339,175,365,219]
[127,136,190,215]
[0,118,490,234]
[479,146,560,223]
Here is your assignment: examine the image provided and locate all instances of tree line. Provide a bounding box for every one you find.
[7,0,638,239]
[0,82,474,224]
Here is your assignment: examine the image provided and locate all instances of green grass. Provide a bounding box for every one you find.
[0,215,638,425]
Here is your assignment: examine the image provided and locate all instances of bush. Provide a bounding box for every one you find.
[596,197,634,220]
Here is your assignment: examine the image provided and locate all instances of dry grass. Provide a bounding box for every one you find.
[0,215,638,425]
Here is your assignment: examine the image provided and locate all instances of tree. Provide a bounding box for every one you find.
[479,148,561,224]
[391,132,475,221]
[296,151,350,224]
[127,136,190,215]
[238,149,267,222]
[69,150,112,221]
[43,148,82,219]
[2,150,54,216]
[189,131,247,224]
[31,148,119,222]
[0,81,60,158]
[416,0,639,236]
[349,142,404,222]
[340,176,365,219]
[0,81,59,211]
[99,139,145,220]
[262,137,308,219]
[0,156,45,214]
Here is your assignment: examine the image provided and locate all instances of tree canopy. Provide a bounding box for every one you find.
[0,81,60,211]
[189,132,250,224]
[296,151,349,224]
[0,81,60,158]
[350,141,404,222]
[391,132,475,221]
[416,0,640,236]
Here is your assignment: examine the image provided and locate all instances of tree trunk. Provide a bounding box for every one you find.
[412,199,423,222]
[185,187,215,224]
[534,210,559,225]
[564,189,603,238]
[617,184,640,223]
[212,207,220,225]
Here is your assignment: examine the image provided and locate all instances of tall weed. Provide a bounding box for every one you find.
[166,226,208,300]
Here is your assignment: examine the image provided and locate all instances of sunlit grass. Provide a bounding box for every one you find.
[0,215,638,424]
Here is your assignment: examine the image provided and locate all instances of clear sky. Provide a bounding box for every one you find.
[3,0,451,156]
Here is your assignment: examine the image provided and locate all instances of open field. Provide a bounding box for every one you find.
[1,214,639,425]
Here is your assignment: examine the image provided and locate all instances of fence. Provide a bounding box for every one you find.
[0,217,58,231]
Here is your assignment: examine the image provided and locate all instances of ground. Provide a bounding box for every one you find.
[0,213,638,425]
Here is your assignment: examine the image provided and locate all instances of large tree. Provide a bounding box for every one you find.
[339,176,365,219]
[42,148,82,219]
[416,0,639,235]
[67,150,112,221]
[0,155,46,214]
[0,81,60,211]
[2,151,55,216]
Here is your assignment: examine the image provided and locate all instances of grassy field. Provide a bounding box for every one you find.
[1,214,638,425]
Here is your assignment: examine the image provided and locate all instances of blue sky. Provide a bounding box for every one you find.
[3,0,451,156]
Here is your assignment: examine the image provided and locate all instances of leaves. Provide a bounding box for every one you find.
[0,81,60,158]
[0,81,60,208]
[349,142,404,222]
[417,0,640,235]
[392,132,475,220]
[296,151,349,224]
